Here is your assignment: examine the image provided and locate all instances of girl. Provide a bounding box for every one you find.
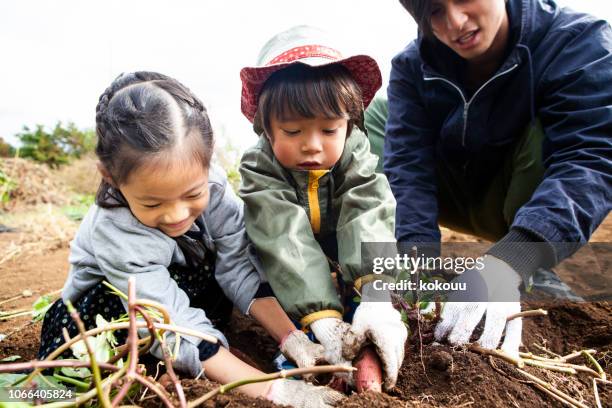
[37,71,343,407]
[238,26,407,391]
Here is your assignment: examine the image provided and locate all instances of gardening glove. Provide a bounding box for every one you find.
[309,318,354,366]
[310,317,355,384]
[280,329,326,369]
[267,379,345,408]
[343,287,408,390]
[434,254,523,358]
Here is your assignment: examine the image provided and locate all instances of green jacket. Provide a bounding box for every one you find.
[239,129,396,326]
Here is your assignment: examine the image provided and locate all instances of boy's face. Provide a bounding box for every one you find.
[269,115,348,170]
[429,0,508,62]
[113,158,210,238]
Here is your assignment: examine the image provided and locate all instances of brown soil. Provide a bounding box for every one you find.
[0,216,610,407]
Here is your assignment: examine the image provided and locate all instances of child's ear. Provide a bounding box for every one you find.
[96,162,115,186]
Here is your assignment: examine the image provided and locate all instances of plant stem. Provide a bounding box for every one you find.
[134,373,173,408]
[135,299,172,324]
[0,360,119,373]
[516,368,588,408]
[522,359,577,374]
[187,365,355,408]
[560,349,596,362]
[22,320,218,385]
[507,309,548,321]
[52,372,91,390]
[469,344,524,368]
[0,310,32,320]
[43,364,129,408]
[532,343,563,359]
[137,305,187,408]
[582,350,606,380]
[593,378,602,408]
[101,281,128,301]
[533,383,577,407]
[111,278,139,407]
[0,295,26,307]
[65,300,112,408]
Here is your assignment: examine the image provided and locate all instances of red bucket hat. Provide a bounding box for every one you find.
[240,25,382,123]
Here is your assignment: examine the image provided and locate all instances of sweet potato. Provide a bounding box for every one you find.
[353,345,383,393]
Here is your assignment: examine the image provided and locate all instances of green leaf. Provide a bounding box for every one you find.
[31,295,53,322]
[59,366,91,380]
[0,373,67,390]
[0,401,34,408]
[96,314,117,347]
[0,355,21,362]
[0,374,26,388]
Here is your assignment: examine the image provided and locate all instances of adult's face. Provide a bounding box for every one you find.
[430,0,508,63]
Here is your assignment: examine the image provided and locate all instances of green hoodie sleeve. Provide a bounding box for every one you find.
[239,138,343,324]
[364,92,388,174]
[334,129,397,284]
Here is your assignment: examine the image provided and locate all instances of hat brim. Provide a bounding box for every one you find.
[240,55,382,123]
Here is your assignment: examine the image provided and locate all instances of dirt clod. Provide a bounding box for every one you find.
[428,349,453,371]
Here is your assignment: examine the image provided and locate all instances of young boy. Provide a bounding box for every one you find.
[238,25,407,391]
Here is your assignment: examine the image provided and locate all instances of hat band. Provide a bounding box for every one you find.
[267,45,343,66]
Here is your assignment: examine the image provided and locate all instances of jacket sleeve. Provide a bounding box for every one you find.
[204,166,262,315]
[334,129,397,284]
[384,52,442,244]
[364,92,389,173]
[512,20,612,261]
[91,215,228,377]
[239,141,342,325]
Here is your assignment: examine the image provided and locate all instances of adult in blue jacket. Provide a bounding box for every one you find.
[383,0,612,357]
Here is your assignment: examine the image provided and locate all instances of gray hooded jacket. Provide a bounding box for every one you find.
[62,165,264,376]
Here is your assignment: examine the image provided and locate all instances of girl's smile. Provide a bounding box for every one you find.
[113,157,210,237]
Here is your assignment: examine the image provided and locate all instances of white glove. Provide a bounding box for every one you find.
[434,255,523,358]
[280,330,326,369]
[343,300,408,390]
[267,379,345,408]
[309,318,353,367]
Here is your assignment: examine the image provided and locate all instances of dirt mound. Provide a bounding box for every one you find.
[0,158,70,211]
[392,301,611,408]
[1,302,609,407]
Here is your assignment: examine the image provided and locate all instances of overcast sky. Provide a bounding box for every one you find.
[1,0,611,151]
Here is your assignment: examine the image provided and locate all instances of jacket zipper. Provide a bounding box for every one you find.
[424,64,519,146]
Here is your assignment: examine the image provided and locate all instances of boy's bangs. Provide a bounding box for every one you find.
[271,78,349,122]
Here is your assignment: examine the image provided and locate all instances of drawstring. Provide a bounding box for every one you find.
[516,44,536,124]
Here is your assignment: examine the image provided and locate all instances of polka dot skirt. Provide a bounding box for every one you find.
[38,251,232,360]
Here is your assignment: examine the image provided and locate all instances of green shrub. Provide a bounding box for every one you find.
[0,168,17,204]
[16,122,96,168]
[0,137,15,158]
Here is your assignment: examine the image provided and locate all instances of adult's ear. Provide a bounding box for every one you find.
[96,162,115,187]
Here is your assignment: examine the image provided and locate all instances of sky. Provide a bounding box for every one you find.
[1,0,611,152]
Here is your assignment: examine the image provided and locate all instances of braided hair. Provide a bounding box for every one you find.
[94,71,214,207]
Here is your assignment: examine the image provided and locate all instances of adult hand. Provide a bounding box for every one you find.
[267,379,345,408]
[434,255,523,358]
[280,330,326,369]
[343,293,408,390]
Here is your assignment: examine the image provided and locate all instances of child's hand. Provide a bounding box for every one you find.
[309,318,354,366]
[267,379,345,408]
[280,330,325,370]
[343,301,407,391]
